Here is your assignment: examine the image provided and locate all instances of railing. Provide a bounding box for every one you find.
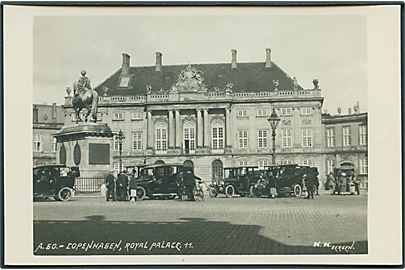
[74,177,105,193]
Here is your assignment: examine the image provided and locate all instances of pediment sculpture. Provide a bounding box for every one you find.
[171,65,207,92]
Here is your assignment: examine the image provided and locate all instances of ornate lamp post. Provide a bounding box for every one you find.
[267,109,281,165]
[117,129,125,173]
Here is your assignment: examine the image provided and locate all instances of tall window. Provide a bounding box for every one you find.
[183,122,196,153]
[132,131,143,151]
[282,129,292,148]
[359,125,367,145]
[33,134,42,152]
[212,159,223,179]
[302,128,313,147]
[212,121,224,150]
[238,130,248,149]
[33,107,38,123]
[155,122,168,151]
[343,126,352,146]
[303,159,313,166]
[326,128,335,147]
[51,137,57,153]
[360,158,368,174]
[282,159,293,165]
[113,135,120,151]
[258,130,268,148]
[327,159,335,174]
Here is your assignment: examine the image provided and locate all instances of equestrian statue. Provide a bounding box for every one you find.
[72,70,99,124]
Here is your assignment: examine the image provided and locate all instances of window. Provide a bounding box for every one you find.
[302,128,313,147]
[258,160,269,169]
[256,108,269,117]
[119,77,130,87]
[131,111,143,120]
[282,129,292,148]
[184,122,196,153]
[51,137,57,153]
[303,159,313,166]
[132,131,143,151]
[33,134,42,152]
[360,158,368,174]
[113,112,124,121]
[212,159,223,179]
[282,159,293,165]
[212,122,224,150]
[258,130,268,148]
[155,122,168,151]
[239,160,248,166]
[343,126,351,146]
[301,107,312,115]
[327,159,335,174]
[237,109,248,118]
[113,134,123,151]
[359,125,367,145]
[113,162,121,172]
[280,108,292,116]
[33,107,38,123]
[326,128,335,147]
[238,130,248,149]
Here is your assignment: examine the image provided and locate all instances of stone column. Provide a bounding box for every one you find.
[197,108,203,148]
[147,111,153,149]
[168,110,174,148]
[203,109,209,148]
[225,107,231,149]
[175,110,181,149]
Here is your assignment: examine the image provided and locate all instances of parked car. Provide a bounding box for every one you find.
[264,164,319,197]
[33,164,80,201]
[330,165,356,195]
[209,166,260,198]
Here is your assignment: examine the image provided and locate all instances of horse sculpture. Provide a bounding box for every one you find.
[72,70,99,124]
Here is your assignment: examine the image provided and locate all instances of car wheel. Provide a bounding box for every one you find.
[293,184,302,197]
[208,187,218,198]
[58,187,73,201]
[225,185,235,198]
[136,186,147,201]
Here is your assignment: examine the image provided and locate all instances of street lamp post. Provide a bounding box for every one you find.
[117,129,125,173]
[267,109,281,165]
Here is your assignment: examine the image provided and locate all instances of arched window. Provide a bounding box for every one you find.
[155,122,168,151]
[154,160,165,165]
[183,121,196,153]
[183,160,194,169]
[211,121,224,150]
[212,159,223,180]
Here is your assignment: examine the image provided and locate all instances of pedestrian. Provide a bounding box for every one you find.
[176,169,184,199]
[326,173,335,193]
[105,170,116,201]
[304,174,316,199]
[116,171,129,201]
[301,174,308,198]
[128,170,138,202]
[183,168,195,201]
[353,173,361,195]
[268,172,277,198]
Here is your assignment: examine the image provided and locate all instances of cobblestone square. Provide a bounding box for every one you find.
[33,193,367,255]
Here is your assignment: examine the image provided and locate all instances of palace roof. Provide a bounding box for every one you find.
[94,61,304,96]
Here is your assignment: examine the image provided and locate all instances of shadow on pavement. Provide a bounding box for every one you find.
[34,216,367,255]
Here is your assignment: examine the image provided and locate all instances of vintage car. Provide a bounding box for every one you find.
[330,165,357,195]
[264,164,319,197]
[33,164,80,201]
[209,166,260,198]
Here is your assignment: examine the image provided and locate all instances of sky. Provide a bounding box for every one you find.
[34,13,367,113]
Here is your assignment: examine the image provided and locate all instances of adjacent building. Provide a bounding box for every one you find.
[33,103,65,165]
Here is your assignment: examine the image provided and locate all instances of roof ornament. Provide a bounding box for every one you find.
[72,69,98,123]
[225,82,233,94]
[354,101,360,114]
[66,87,72,97]
[337,107,342,115]
[293,77,298,90]
[146,85,152,94]
[313,79,319,90]
[273,80,279,91]
[172,65,207,92]
[103,87,109,97]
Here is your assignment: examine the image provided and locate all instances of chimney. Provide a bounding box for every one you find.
[231,49,237,69]
[121,53,130,75]
[52,102,57,121]
[265,48,272,68]
[155,52,162,72]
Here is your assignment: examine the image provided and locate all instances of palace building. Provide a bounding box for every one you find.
[56,49,367,189]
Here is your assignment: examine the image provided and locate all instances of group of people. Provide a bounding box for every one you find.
[104,170,138,202]
[301,173,319,199]
[326,171,360,195]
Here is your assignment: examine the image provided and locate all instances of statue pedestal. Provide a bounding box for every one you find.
[54,123,114,178]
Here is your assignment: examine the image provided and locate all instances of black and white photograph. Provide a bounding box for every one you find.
[3,3,403,266]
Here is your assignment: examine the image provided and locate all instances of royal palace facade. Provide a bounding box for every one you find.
[39,49,367,189]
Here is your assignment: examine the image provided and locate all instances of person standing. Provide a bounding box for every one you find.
[105,171,116,201]
[128,170,138,202]
[116,171,129,201]
[183,168,195,201]
[305,174,316,200]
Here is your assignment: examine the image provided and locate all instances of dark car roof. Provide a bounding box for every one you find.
[224,166,259,169]
[143,163,184,169]
[33,164,68,169]
[335,166,355,170]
